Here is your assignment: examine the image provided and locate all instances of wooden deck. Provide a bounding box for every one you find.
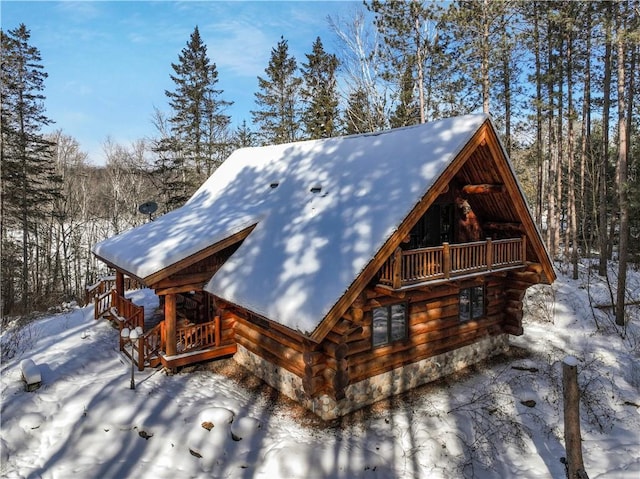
[378,236,526,289]
[91,276,234,370]
[157,344,237,369]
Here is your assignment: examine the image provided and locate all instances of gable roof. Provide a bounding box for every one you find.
[93,114,552,340]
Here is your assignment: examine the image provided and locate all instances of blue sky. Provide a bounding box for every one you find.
[2,1,359,164]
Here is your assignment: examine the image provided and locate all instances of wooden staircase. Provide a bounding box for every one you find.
[88,277,236,371]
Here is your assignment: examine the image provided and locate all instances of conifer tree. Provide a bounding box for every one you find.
[232,120,256,148]
[1,24,61,313]
[367,0,443,123]
[252,36,302,144]
[149,107,193,213]
[300,37,340,139]
[344,88,373,135]
[165,26,232,179]
[390,62,420,128]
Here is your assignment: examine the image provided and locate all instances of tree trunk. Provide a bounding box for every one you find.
[566,22,579,280]
[615,5,629,327]
[546,16,558,258]
[481,0,490,114]
[533,4,544,226]
[598,3,613,276]
[579,10,591,257]
[563,357,587,478]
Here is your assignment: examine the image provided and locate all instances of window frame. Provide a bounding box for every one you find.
[459,285,485,322]
[371,302,409,348]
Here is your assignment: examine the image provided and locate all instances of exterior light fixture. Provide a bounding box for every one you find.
[120,326,138,390]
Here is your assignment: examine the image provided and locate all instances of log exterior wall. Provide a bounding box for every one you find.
[235,334,509,420]
[225,270,539,420]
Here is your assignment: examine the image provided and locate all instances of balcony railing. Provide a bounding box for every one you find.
[379,236,526,289]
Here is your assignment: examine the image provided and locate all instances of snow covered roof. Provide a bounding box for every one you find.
[93,113,490,336]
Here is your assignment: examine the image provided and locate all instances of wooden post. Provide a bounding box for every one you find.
[118,317,125,351]
[486,237,493,270]
[392,247,403,290]
[563,357,588,479]
[443,243,451,279]
[214,315,221,347]
[521,235,527,263]
[136,337,144,371]
[115,271,125,298]
[165,294,177,356]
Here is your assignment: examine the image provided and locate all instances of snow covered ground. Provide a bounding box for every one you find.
[1,261,639,478]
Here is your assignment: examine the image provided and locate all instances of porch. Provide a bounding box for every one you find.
[93,285,235,371]
[378,236,526,290]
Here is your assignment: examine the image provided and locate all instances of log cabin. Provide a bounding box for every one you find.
[92,114,555,420]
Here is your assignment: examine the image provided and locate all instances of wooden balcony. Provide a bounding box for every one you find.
[131,316,235,370]
[379,236,526,290]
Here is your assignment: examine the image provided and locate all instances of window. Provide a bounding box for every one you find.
[406,203,454,249]
[459,286,485,321]
[372,303,408,347]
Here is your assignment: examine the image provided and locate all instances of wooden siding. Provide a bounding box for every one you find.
[308,278,506,397]
[220,268,541,402]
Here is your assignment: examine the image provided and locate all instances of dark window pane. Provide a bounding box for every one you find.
[472,286,484,318]
[372,307,389,346]
[390,303,407,341]
[459,288,471,321]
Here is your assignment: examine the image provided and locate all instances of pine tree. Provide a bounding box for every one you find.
[344,88,372,135]
[149,108,193,213]
[300,37,340,139]
[389,62,420,128]
[252,36,303,145]
[165,26,232,179]
[367,0,443,123]
[232,120,256,149]
[1,24,61,313]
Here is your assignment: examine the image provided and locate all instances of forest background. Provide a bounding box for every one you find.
[1,1,638,327]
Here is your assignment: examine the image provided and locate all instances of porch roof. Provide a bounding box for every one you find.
[93,114,533,337]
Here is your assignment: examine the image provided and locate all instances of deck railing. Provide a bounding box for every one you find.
[85,275,144,305]
[112,291,145,331]
[175,316,221,355]
[124,317,222,370]
[379,236,526,289]
[94,289,113,320]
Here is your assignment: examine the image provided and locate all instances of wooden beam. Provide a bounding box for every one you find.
[165,293,177,356]
[461,183,505,194]
[115,271,125,297]
[153,271,216,289]
[483,221,525,233]
[372,285,406,299]
[155,283,207,296]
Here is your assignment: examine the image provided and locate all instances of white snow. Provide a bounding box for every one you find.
[20,359,41,386]
[93,114,489,335]
[563,355,580,367]
[1,261,639,478]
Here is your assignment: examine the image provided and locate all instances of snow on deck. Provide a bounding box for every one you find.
[93,114,487,335]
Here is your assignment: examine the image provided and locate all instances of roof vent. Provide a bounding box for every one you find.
[310,185,322,194]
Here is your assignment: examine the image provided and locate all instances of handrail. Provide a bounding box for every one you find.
[94,289,113,320]
[379,236,526,288]
[113,292,145,330]
[139,321,165,370]
[175,318,220,355]
[85,274,144,305]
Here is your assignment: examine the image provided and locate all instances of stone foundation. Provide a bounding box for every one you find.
[233,334,510,420]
